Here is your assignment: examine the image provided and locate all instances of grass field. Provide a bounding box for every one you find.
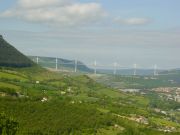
[0,67,180,134]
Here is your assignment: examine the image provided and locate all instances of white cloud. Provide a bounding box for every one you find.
[0,0,107,26]
[114,17,151,25]
[17,0,71,8]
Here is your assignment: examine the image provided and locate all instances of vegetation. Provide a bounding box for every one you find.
[92,74,180,89]
[0,113,19,135]
[0,36,34,67]
[0,66,179,134]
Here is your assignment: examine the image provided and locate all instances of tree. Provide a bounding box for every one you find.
[0,113,19,135]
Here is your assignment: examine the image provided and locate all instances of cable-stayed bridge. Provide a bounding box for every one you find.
[30,56,179,76]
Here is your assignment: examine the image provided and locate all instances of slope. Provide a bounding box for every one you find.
[29,56,93,73]
[0,67,180,134]
[0,35,34,67]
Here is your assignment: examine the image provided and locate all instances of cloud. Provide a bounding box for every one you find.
[114,17,151,25]
[0,0,107,27]
[17,0,71,8]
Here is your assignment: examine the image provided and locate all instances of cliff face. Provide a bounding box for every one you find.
[0,35,34,68]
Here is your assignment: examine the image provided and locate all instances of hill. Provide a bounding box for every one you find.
[91,73,180,89]
[159,69,180,75]
[0,35,34,67]
[0,67,180,134]
[0,35,179,134]
[97,68,165,76]
[29,56,93,73]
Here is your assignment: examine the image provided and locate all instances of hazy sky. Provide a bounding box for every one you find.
[0,0,180,69]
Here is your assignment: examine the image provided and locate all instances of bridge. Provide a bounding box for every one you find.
[31,56,178,76]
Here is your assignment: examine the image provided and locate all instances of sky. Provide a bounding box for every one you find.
[0,0,180,69]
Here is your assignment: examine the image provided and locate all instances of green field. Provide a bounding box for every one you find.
[91,74,180,89]
[0,67,180,135]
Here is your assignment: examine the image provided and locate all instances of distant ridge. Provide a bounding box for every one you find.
[0,35,34,67]
[29,56,93,73]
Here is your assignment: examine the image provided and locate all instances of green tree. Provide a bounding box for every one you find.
[0,113,19,135]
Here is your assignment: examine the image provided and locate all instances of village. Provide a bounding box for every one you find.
[152,87,180,103]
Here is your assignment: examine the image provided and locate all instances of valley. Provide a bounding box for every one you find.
[0,66,180,134]
[0,35,179,134]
